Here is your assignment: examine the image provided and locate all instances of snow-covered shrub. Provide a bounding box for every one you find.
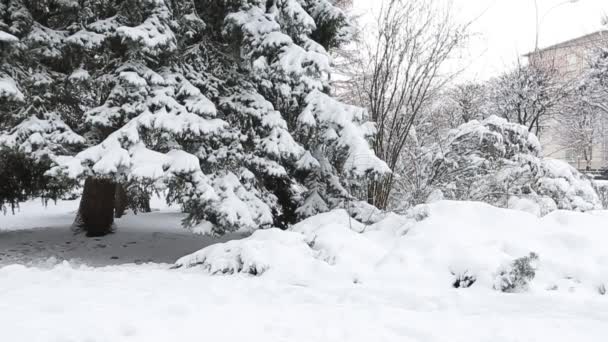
[174,229,320,276]
[451,270,476,289]
[599,284,607,296]
[346,200,385,225]
[290,210,386,275]
[178,210,387,283]
[507,196,542,216]
[404,204,430,222]
[536,159,601,212]
[493,252,539,293]
[413,116,601,214]
[594,181,608,209]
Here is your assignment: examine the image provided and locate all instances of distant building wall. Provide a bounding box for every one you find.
[526,31,608,170]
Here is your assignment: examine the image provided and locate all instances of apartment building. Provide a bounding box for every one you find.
[525,30,608,170]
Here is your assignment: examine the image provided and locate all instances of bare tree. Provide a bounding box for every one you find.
[556,85,602,170]
[586,48,608,115]
[556,46,608,169]
[341,0,468,209]
[334,0,353,9]
[433,82,486,129]
[484,59,567,137]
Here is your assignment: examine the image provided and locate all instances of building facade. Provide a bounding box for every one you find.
[526,30,608,170]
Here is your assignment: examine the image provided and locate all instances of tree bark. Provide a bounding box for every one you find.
[75,177,116,237]
[139,193,151,213]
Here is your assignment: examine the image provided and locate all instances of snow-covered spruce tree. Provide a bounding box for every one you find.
[411,116,601,214]
[0,0,87,212]
[217,0,388,222]
[1,0,387,236]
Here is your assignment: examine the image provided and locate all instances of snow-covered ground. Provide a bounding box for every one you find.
[3,262,607,342]
[0,197,245,266]
[1,199,608,341]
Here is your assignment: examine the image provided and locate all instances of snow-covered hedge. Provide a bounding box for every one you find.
[177,202,608,295]
[422,116,601,215]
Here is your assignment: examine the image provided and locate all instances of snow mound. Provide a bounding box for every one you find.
[176,211,388,283]
[174,228,335,282]
[178,201,608,294]
[347,200,386,224]
[376,201,608,293]
[291,210,387,278]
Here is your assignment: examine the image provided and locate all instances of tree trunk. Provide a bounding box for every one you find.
[114,183,128,218]
[75,177,116,237]
[367,176,393,210]
[140,194,151,213]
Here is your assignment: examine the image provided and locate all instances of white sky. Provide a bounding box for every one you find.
[353,0,608,82]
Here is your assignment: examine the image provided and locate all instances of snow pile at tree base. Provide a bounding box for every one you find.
[178,201,608,294]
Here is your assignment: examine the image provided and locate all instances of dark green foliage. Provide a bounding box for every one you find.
[264,176,298,229]
[494,252,539,293]
[124,181,153,214]
[0,147,76,213]
[1,0,383,235]
[452,270,476,289]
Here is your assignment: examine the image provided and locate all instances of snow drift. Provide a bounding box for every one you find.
[177,201,608,295]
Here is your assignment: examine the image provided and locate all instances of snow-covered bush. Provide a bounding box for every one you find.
[177,209,388,282]
[536,159,601,212]
[410,116,601,214]
[594,181,608,209]
[346,200,385,225]
[451,270,476,289]
[174,228,321,276]
[493,252,539,293]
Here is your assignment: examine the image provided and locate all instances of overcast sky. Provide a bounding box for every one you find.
[353,0,608,82]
